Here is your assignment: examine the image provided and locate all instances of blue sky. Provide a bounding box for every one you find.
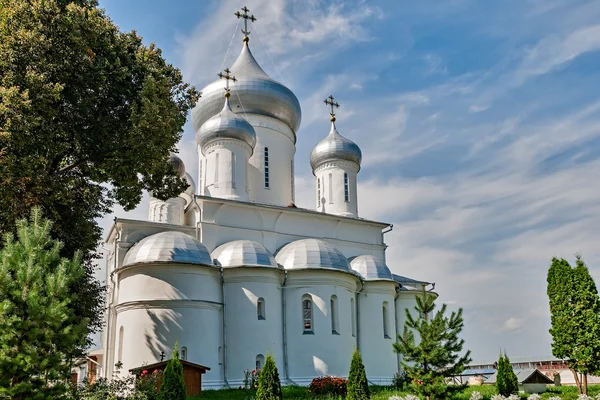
[97,0,600,362]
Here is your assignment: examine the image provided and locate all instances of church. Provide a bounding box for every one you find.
[100,7,434,388]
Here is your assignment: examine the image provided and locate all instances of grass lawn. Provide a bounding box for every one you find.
[190,384,600,400]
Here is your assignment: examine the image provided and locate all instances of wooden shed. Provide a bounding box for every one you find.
[130,360,210,396]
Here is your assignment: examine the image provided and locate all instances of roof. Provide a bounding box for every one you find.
[122,231,213,267]
[485,368,554,384]
[129,359,211,374]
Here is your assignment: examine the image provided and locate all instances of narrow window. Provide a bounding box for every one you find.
[383,301,390,338]
[302,297,313,333]
[291,160,295,202]
[330,295,339,334]
[257,297,265,320]
[218,346,223,365]
[214,153,220,188]
[317,178,321,206]
[256,354,265,370]
[351,298,356,337]
[118,326,124,362]
[328,173,333,203]
[344,173,349,202]
[198,159,203,194]
[264,147,270,188]
[180,346,187,361]
[231,152,236,189]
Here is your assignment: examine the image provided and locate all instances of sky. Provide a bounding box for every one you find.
[96,0,600,363]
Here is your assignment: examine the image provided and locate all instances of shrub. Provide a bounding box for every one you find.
[347,349,370,400]
[243,368,260,390]
[159,343,186,400]
[256,353,282,400]
[308,376,348,397]
[393,370,410,390]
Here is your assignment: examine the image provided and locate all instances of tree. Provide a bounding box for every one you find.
[496,353,518,396]
[347,349,370,400]
[256,353,282,400]
[0,0,199,340]
[0,208,89,399]
[159,343,186,400]
[393,289,472,400]
[547,256,600,395]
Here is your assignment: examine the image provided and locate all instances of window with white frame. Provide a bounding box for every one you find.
[257,297,265,320]
[383,301,390,338]
[344,173,349,202]
[264,147,270,188]
[256,354,265,370]
[180,346,187,361]
[330,295,339,334]
[302,296,314,333]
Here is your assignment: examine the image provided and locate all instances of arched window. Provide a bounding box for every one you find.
[383,301,390,338]
[330,295,339,335]
[256,354,265,370]
[264,147,270,188]
[328,173,333,203]
[351,298,356,337]
[257,297,266,320]
[317,178,321,206]
[302,296,314,334]
[214,153,220,188]
[344,173,349,202]
[118,326,124,362]
[180,346,187,361]
[231,152,236,189]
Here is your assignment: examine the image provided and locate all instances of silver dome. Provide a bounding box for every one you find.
[192,42,302,136]
[122,231,213,267]
[196,96,257,153]
[310,122,362,171]
[349,255,393,281]
[183,172,196,197]
[169,153,186,177]
[275,238,350,272]
[212,240,278,268]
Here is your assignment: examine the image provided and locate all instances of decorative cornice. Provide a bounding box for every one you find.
[244,114,296,144]
[115,299,223,313]
[202,138,253,155]
[315,160,360,174]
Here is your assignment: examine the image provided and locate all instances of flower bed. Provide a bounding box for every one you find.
[308,376,348,397]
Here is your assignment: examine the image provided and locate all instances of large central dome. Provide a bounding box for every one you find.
[192,42,302,137]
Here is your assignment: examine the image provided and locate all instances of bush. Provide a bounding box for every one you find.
[393,370,410,390]
[159,343,186,400]
[347,349,370,400]
[256,353,282,400]
[243,369,260,390]
[308,376,347,397]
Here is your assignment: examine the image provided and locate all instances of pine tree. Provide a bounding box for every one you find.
[159,343,186,400]
[496,353,518,396]
[256,353,282,400]
[347,349,370,400]
[393,289,472,400]
[0,208,89,399]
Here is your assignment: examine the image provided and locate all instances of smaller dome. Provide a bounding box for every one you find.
[169,153,186,177]
[212,240,278,268]
[183,172,196,197]
[122,231,212,267]
[196,96,256,154]
[350,255,393,281]
[275,238,350,272]
[310,122,362,172]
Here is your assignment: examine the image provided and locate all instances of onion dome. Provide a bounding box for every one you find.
[349,255,393,281]
[196,96,256,154]
[122,231,213,267]
[212,240,278,268]
[192,42,302,137]
[310,122,362,172]
[275,238,350,272]
[169,153,186,177]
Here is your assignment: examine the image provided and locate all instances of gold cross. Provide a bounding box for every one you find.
[217,68,237,98]
[235,6,257,43]
[324,95,340,122]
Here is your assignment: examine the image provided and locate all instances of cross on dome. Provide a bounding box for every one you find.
[235,6,257,43]
[324,95,340,122]
[217,68,237,98]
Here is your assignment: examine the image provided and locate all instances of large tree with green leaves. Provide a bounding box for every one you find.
[0,0,199,339]
[393,289,472,400]
[0,208,89,399]
[547,256,600,395]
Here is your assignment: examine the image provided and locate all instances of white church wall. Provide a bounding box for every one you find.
[357,281,398,384]
[284,270,358,385]
[202,140,252,201]
[395,291,420,372]
[223,268,284,386]
[314,161,359,217]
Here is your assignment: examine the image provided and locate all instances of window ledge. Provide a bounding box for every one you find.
[258,316,266,320]
[384,335,391,339]
[332,331,340,335]
[303,331,314,335]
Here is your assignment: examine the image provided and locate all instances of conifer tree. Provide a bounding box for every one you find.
[256,353,282,400]
[394,289,472,400]
[496,353,518,396]
[0,208,88,399]
[347,349,370,400]
[159,343,186,400]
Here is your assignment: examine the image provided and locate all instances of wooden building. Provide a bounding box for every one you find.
[130,360,210,396]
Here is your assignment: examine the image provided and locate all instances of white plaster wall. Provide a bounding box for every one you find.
[285,270,358,384]
[202,140,252,201]
[197,153,206,195]
[223,268,284,386]
[246,115,296,207]
[395,291,420,371]
[148,197,185,225]
[357,281,398,384]
[314,161,359,217]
